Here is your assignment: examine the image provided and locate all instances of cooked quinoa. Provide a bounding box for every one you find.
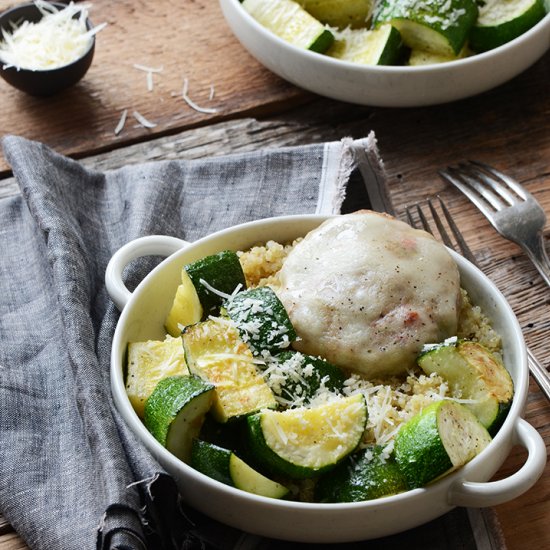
[458,288,502,353]
[238,240,503,449]
[237,239,298,288]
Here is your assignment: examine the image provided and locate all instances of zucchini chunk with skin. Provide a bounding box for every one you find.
[198,414,248,453]
[394,400,491,489]
[300,0,375,29]
[224,287,297,355]
[261,350,347,407]
[183,317,277,422]
[191,440,290,499]
[247,393,367,479]
[418,339,513,434]
[126,335,189,418]
[165,269,203,337]
[469,0,546,52]
[144,375,215,462]
[328,24,404,66]
[408,44,469,65]
[185,250,246,318]
[242,0,334,54]
[316,445,408,502]
[374,0,478,56]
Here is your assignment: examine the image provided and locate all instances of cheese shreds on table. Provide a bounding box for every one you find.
[132,110,157,129]
[133,64,163,92]
[114,109,128,136]
[0,1,106,70]
[182,78,218,114]
[133,63,163,73]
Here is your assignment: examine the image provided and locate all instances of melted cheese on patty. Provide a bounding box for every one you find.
[276,211,461,378]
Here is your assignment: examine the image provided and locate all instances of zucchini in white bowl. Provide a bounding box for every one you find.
[107,214,546,542]
[220,0,550,106]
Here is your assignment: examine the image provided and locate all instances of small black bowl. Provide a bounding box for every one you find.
[0,2,95,96]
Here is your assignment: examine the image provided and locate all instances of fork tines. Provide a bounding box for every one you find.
[439,160,532,215]
[405,197,478,265]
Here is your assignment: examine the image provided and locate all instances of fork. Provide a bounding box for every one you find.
[406,197,550,402]
[439,161,550,288]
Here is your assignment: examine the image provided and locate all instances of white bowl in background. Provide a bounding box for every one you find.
[106,215,546,543]
[219,0,550,107]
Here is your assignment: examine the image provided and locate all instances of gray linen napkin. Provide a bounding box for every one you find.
[0,134,495,550]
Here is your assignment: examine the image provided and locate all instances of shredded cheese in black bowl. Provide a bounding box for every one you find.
[0,1,105,96]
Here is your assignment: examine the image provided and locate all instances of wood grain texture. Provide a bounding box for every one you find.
[0,0,308,173]
[0,533,27,550]
[0,1,549,547]
[1,85,549,549]
[0,517,10,537]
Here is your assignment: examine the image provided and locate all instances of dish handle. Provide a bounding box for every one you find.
[448,418,546,507]
[105,235,188,311]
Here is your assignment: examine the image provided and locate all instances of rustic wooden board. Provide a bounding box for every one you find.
[1,1,549,545]
[0,533,26,550]
[1,85,549,548]
[0,0,308,174]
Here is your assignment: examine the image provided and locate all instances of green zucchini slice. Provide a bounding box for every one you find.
[301,0,375,29]
[246,393,367,479]
[224,287,297,355]
[469,0,546,52]
[394,400,491,489]
[191,439,290,498]
[262,350,346,407]
[418,339,513,434]
[408,44,469,65]
[185,250,246,317]
[242,0,334,53]
[316,445,407,502]
[374,0,479,56]
[165,270,203,336]
[182,318,277,422]
[144,375,215,462]
[328,24,404,66]
[126,335,189,418]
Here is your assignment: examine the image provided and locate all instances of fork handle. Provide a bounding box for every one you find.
[521,232,550,288]
[527,348,550,402]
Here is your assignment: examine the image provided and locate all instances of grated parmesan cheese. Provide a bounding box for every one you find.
[132,110,157,129]
[199,278,232,300]
[114,109,128,136]
[0,1,106,71]
[182,77,218,114]
[133,63,163,92]
[133,63,163,73]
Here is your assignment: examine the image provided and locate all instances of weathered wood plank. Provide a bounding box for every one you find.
[0,516,12,537]
[1,99,549,550]
[0,532,26,550]
[1,0,548,179]
[0,0,308,173]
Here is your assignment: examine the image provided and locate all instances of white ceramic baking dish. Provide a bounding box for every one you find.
[219,0,550,107]
[106,215,546,543]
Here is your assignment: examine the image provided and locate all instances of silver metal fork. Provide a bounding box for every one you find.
[439,161,550,288]
[406,197,550,402]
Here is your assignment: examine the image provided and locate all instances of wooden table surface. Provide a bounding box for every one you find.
[1,1,549,549]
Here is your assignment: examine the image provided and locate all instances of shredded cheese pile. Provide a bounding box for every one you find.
[0,1,106,71]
